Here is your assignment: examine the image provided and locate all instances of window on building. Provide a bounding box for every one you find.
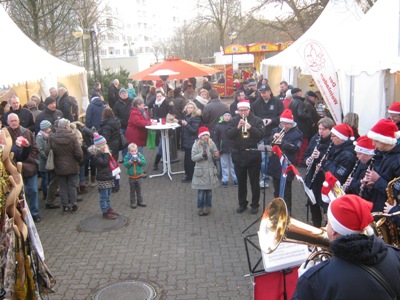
[109,47,115,55]
[115,49,120,55]
[100,49,107,55]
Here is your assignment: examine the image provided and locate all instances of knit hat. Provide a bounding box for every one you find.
[327,195,373,236]
[388,102,400,114]
[198,126,210,138]
[354,135,375,155]
[44,97,56,107]
[222,111,232,117]
[40,120,52,130]
[57,118,70,129]
[367,119,400,145]
[242,80,249,85]
[237,99,250,109]
[331,124,354,141]
[119,88,128,95]
[93,133,107,147]
[291,88,302,95]
[280,109,294,123]
[307,91,318,98]
[248,81,257,87]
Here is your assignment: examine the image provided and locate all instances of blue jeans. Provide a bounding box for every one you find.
[79,164,85,183]
[220,153,237,182]
[39,171,49,195]
[24,174,39,217]
[99,188,112,213]
[197,189,212,208]
[261,151,270,183]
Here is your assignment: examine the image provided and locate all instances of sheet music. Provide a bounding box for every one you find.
[261,242,310,273]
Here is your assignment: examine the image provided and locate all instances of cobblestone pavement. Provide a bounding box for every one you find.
[36,145,311,300]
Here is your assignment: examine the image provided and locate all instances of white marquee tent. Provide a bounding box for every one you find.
[0,6,89,110]
[261,0,400,134]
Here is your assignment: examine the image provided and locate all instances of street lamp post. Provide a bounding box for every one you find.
[73,26,101,81]
[228,31,238,97]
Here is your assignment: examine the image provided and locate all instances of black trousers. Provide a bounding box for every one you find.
[184,148,195,179]
[272,177,293,215]
[234,164,260,209]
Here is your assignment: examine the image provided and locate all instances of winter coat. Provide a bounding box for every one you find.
[202,98,228,139]
[289,95,312,139]
[148,97,174,119]
[123,152,146,177]
[193,95,208,112]
[107,83,119,109]
[98,117,121,160]
[293,234,400,300]
[368,144,400,212]
[225,113,265,167]
[49,129,82,175]
[267,124,303,180]
[304,98,320,138]
[36,131,50,172]
[181,114,201,149]
[191,139,219,190]
[85,97,105,130]
[2,107,35,133]
[126,107,152,147]
[7,126,38,177]
[323,139,357,184]
[251,97,284,138]
[88,146,114,182]
[172,95,188,120]
[58,92,73,121]
[34,108,63,134]
[214,121,235,154]
[113,97,133,129]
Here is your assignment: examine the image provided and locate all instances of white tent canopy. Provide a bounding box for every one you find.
[261,0,364,74]
[0,5,86,94]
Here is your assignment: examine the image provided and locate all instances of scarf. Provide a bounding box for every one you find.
[139,108,148,120]
[195,95,208,106]
[155,97,165,107]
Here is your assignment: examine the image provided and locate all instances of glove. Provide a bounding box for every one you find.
[298,260,315,278]
[202,150,208,159]
[384,201,395,214]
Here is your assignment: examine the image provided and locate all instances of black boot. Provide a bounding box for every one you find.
[153,154,162,170]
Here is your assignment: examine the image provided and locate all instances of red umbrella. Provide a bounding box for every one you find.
[130,57,221,81]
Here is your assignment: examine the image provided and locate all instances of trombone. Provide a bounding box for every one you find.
[271,128,285,145]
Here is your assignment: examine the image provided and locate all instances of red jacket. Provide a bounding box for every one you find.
[125,107,152,147]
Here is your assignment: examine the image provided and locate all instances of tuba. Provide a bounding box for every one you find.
[259,198,331,262]
[371,177,400,246]
[241,114,249,139]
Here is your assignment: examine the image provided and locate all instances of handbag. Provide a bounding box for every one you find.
[45,149,55,171]
[119,130,128,150]
[146,130,156,150]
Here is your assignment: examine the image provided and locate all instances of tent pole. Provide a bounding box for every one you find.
[25,81,29,102]
[349,75,354,112]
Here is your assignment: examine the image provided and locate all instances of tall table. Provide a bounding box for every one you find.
[146,123,184,180]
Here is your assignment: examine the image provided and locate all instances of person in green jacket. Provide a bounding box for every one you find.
[124,143,146,208]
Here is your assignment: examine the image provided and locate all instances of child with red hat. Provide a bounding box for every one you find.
[294,194,400,299]
[267,109,303,215]
[191,126,220,216]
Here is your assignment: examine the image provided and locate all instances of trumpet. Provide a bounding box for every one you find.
[271,128,285,145]
[241,114,249,139]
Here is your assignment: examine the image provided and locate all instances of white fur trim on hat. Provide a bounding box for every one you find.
[198,130,210,138]
[367,131,399,145]
[237,100,250,109]
[388,109,400,114]
[331,127,348,141]
[354,145,375,155]
[327,205,362,236]
[280,117,294,123]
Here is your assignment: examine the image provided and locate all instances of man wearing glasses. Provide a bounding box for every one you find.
[226,99,264,215]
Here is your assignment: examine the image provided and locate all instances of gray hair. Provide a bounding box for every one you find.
[133,97,144,107]
[113,79,119,85]
[57,118,70,129]
[7,113,19,122]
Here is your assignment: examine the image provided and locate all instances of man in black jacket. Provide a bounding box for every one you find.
[294,194,400,300]
[107,79,120,109]
[226,99,264,214]
[34,97,63,134]
[2,96,35,132]
[251,84,284,188]
[289,88,312,165]
[113,88,133,161]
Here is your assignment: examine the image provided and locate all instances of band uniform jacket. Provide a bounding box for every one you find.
[225,112,264,167]
[267,124,302,180]
[323,139,357,185]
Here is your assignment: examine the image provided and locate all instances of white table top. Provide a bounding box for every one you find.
[146,123,180,130]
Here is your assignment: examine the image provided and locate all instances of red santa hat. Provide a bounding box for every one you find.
[327,195,373,236]
[331,123,354,141]
[388,102,400,114]
[237,99,250,109]
[198,126,210,138]
[321,172,339,203]
[280,109,294,123]
[354,135,375,155]
[367,119,400,145]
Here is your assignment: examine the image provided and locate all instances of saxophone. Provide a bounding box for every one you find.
[372,177,400,246]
